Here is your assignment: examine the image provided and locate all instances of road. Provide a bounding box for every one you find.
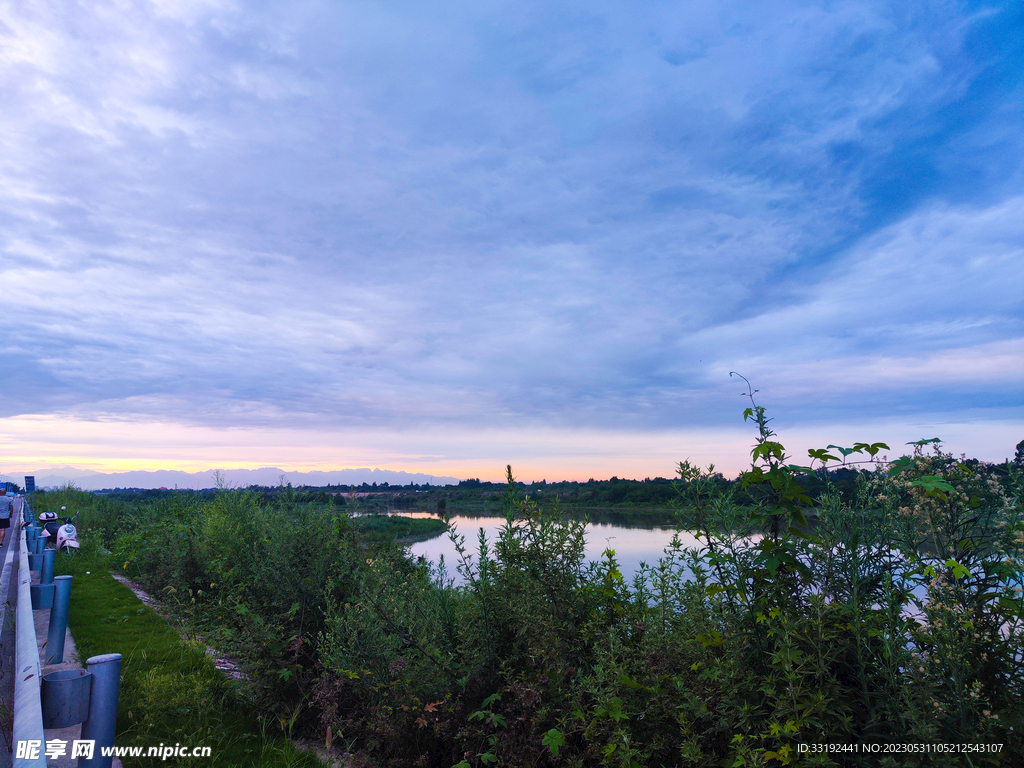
[0,493,22,767]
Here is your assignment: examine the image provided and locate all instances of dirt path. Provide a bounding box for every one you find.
[109,572,245,680]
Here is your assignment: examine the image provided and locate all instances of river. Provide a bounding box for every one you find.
[383,510,701,586]
[381,511,934,621]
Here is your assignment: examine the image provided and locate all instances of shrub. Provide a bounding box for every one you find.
[61,384,1024,766]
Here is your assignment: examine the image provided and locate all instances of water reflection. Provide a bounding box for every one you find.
[388,512,939,625]
[389,512,698,586]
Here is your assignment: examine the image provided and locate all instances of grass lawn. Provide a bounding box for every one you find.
[55,551,328,768]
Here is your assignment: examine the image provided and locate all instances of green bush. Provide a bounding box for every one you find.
[311,388,1022,766]
[57,387,1023,767]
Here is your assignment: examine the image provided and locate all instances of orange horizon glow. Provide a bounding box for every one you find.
[1,412,1020,485]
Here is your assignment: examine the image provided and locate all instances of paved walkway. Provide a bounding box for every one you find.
[34,595,85,768]
[30,557,122,767]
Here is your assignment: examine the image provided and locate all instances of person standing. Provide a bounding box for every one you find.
[0,499,11,546]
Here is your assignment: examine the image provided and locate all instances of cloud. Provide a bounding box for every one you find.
[0,0,1020,473]
[688,195,1024,406]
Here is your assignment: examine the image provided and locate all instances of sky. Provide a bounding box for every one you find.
[1,0,1022,483]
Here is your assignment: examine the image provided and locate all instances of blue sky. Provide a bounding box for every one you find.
[1,0,1022,481]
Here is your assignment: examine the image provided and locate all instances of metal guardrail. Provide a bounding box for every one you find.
[13,496,47,767]
[10,495,122,768]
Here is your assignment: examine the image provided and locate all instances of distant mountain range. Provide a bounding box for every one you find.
[1,466,462,491]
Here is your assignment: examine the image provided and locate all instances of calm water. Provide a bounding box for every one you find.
[391,512,930,617]
[392,511,701,586]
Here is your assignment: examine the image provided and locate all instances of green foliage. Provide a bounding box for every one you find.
[314,391,1021,765]
[55,554,325,767]
[70,489,372,735]
[65,386,1024,767]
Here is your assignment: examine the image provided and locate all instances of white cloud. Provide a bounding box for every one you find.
[0,0,1020,473]
[691,196,1024,365]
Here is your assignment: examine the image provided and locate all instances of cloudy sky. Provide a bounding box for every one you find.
[1,0,1022,482]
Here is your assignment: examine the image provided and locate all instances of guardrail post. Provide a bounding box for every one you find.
[40,669,92,729]
[30,583,54,611]
[40,549,55,584]
[78,654,123,768]
[45,576,72,664]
